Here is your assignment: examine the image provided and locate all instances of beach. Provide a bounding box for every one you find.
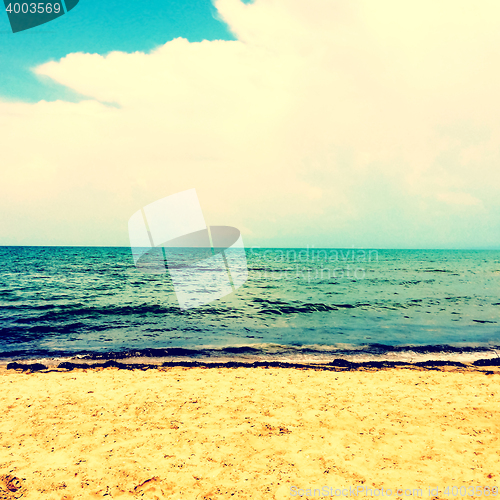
[0,365,499,499]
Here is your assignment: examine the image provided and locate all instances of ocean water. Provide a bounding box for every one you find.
[0,246,499,365]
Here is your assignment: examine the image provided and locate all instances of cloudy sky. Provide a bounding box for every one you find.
[1,0,499,248]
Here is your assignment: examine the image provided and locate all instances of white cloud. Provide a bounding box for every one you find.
[437,192,483,207]
[1,0,500,247]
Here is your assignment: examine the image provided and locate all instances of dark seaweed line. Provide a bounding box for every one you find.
[5,357,500,373]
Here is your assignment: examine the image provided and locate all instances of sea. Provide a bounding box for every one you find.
[0,246,499,367]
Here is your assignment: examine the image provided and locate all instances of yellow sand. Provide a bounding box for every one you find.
[0,366,499,499]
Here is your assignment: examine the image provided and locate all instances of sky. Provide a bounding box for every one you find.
[1,0,500,248]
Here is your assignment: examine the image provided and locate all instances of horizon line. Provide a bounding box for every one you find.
[1,245,500,251]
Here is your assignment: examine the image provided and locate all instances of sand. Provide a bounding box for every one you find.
[0,366,499,499]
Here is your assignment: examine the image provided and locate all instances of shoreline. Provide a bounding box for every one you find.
[2,356,500,373]
[1,343,499,371]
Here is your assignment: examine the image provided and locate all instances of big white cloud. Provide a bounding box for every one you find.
[1,0,500,247]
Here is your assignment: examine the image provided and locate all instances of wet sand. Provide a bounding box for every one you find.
[0,365,499,499]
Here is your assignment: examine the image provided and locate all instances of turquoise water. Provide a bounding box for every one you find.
[0,247,499,363]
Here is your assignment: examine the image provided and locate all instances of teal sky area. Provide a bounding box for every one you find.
[0,0,235,102]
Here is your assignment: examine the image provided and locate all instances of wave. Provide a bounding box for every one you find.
[2,342,499,368]
[3,295,498,328]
